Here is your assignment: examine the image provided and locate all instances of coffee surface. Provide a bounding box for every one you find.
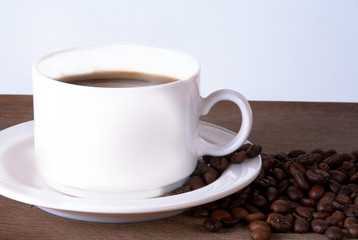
[59,71,178,88]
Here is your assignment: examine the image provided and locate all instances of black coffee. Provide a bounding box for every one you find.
[59,71,178,88]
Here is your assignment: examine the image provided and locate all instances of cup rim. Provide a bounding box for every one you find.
[33,45,201,90]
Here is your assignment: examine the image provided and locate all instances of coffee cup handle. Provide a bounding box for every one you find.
[197,89,253,156]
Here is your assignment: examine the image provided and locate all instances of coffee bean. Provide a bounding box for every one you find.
[331,211,345,221]
[245,212,266,223]
[332,200,348,212]
[308,185,325,200]
[296,153,321,166]
[306,168,329,184]
[312,148,325,155]
[323,149,337,159]
[211,209,231,220]
[229,198,245,209]
[325,216,343,228]
[286,186,304,201]
[190,207,209,218]
[231,207,248,219]
[273,152,288,161]
[277,179,290,193]
[257,169,266,180]
[335,193,351,205]
[273,168,286,182]
[237,143,252,152]
[317,200,335,212]
[344,217,358,229]
[293,161,307,174]
[330,170,347,184]
[266,176,277,187]
[269,213,293,233]
[343,161,357,177]
[203,218,222,232]
[224,151,236,160]
[342,153,355,162]
[253,178,270,188]
[287,200,301,209]
[265,187,279,202]
[229,151,246,164]
[250,228,271,240]
[220,217,240,228]
[261,154,275,171]
[320,192,336,202]
[345,204,358,217]
[242,204,259,214]
[210,157,229,173]
[293,207,312,221]
[290,164,310,190]
[317,162,331,173]
[294,218,310,233]
[324,154,344,168]
[246,144,262,158]
[338,185,351,195]
[312,211,330,220]
[248,221,271,232]
[281,161,292,175]
[311,219,330,233]
[203,168,219,185]
[328,179,341,193]
[288,150,306,158]
[347,224,358,238]
[325,226,344,240]
[188,176,205,190]
[300,198,316,208]
[250,195,267,207]
[270,199,290,213]
[350,172,358,183]
[196,162,209,175]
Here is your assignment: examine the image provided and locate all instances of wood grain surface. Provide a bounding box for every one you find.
[0,95,357,239]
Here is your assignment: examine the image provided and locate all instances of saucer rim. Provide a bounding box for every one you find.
[0,121,261,214]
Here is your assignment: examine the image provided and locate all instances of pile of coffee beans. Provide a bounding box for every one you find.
[164,143,262,196]
[186,147,358,240]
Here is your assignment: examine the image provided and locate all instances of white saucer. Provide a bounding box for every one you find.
[0,121,261,223]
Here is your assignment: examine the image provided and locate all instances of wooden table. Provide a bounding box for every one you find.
[0,95,357,239]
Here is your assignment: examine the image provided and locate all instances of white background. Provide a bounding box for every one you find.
[1,0,357,102]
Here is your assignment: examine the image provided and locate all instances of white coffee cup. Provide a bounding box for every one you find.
[33,45,253,199]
